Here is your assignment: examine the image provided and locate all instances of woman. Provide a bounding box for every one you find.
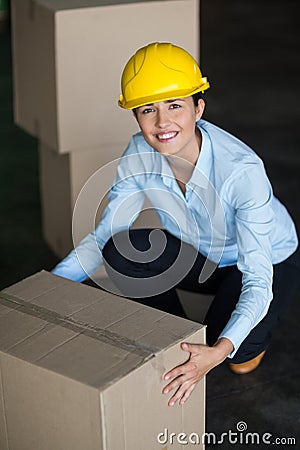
[52,42,299,407]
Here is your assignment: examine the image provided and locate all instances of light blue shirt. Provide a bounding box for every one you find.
[52,120,298,356]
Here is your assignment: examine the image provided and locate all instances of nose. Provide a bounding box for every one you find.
[155,108,171,128]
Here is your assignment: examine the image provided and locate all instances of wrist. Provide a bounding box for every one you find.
[212,337,234,363]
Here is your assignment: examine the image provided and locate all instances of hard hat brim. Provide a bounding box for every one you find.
[118,81,210,110]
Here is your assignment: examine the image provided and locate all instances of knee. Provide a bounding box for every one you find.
[102,234,115,260]
[102,228,155,269]
[102,231,124,267]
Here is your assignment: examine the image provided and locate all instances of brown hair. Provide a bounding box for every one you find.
[132,93,205,117]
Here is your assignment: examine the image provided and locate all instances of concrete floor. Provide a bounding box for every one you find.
[1,0,299,448]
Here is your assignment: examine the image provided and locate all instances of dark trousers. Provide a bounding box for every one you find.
[102,229,300,363]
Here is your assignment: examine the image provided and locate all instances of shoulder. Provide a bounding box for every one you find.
[198,119,263,168]
[198,120,272,206]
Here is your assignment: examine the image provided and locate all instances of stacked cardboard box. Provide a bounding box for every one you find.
[0,271,206,449]
[11,0,200,258]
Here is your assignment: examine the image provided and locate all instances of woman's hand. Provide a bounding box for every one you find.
[162,337,233,406]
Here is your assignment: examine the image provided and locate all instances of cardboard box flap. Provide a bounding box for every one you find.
[3,270,66,299]
[2,270,104,315]
[0,303,13,318]
[2,271,203,350]
[35,333,146,388]
[0,300,152,389]
[0,305,50,352]
[0,271,204,390]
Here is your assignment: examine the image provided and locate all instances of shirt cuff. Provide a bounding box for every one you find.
[218,313,253,358]
[51,261,88,283]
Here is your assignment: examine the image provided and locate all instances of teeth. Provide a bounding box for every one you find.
[157,132,177,139]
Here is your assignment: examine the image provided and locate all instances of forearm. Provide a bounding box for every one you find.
[219,282,273,358]
[51,232,103,282]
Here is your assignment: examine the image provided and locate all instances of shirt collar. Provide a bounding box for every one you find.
[188,120,213,189]
[160,153,176,188]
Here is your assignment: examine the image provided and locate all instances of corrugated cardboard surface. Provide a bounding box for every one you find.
[11,0,199,153]
[1,354,103,450]
[0,271,205,449]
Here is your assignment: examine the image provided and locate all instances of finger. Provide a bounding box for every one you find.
[162,374,185,394]
[179,383,196,405]
[163,365,197,394]
[163,367,181,381]
[181,342,191,352]
[163,361,195,381]
[181,342,206,354]
[168,380,191,407]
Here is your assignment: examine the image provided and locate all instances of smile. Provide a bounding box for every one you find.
[156,131,178,142]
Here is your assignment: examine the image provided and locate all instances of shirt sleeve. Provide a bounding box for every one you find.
[51,143,146,282]
[219,161,276,357]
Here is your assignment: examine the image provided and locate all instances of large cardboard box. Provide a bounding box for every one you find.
[11,0,200,153]
[39,142,162,258]
[0,271,206,450]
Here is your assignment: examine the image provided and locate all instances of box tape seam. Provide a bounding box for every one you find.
[0,292,159,359]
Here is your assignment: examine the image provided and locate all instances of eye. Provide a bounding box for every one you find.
[141,107,154,115]
[169,103,181,109]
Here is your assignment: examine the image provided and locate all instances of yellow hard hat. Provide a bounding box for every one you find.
[118,42,210,110]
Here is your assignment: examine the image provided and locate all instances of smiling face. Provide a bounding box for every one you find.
[135,97,205,165]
